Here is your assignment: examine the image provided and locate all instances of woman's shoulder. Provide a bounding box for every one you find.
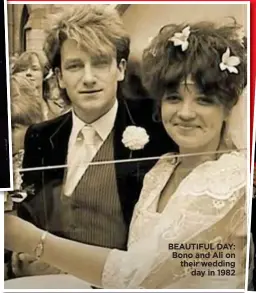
[141,153,178,191]
[140,152,177,181]
[210,150,246,174]
[197,150,246,174]
[148,152,179,172]
[179,151,246,200]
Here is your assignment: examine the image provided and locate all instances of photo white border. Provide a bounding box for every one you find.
[0,0,13,192]
[1,1,251,292]
[244,0,252,291]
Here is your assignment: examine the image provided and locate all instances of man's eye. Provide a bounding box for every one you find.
[66,63,83,70]
[92,56,111,67]
[92,60,110,68]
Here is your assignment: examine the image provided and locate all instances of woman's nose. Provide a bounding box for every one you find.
[25,68,32,77]
[177,101,196,120]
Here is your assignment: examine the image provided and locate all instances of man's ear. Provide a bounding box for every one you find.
[117,58,127,82]
[55,67,65,89]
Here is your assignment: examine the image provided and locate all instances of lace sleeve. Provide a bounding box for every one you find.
[102,153,246,289]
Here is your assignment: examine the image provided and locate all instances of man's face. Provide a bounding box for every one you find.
[56,39,126,123]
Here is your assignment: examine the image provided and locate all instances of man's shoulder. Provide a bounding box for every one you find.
[124,98,154,112]
[28,112,72,136]
[120,98,156,124]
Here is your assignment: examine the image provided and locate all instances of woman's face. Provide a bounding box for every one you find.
[161,83,228,152]
[12,124,28,155]
[15,55,43,93]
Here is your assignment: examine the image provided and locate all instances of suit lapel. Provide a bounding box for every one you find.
[44,112,72,182]
[113,99,140,227]
[113,99,131,163]
[48,112,72,165]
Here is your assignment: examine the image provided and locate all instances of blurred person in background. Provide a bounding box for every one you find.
[5,75,44,280]
[12,51,69,120]
[11,75,43,158]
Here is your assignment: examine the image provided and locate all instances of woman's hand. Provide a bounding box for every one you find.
[12,252,64,277]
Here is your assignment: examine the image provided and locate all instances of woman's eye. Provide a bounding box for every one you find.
[32,67,40,71]
[164,95,181,103]
[197,96,215,105]
[16,66,28,73]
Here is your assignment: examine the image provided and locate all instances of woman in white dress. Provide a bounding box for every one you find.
[5,21,247,289]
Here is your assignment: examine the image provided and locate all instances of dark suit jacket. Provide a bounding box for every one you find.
[17,97,177,236]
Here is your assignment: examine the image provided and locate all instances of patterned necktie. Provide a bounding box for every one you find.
[64,125,97,196]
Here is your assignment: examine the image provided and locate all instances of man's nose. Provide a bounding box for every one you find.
[82,64,97,86]
[177,101,196,120]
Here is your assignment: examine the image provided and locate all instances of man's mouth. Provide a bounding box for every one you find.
[79,89,103,94]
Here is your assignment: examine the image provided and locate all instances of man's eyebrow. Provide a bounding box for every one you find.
[91,54,112,62]
[63,58,83,63]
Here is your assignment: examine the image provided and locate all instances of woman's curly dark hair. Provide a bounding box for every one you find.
[142,20,247,110]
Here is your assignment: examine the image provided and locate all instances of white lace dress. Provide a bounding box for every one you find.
[102,151,247,289]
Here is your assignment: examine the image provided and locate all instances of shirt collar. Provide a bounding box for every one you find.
[71,99,118,142]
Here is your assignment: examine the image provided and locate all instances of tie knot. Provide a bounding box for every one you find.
[78,125,96,145]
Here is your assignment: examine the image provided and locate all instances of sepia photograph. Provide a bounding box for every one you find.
[4,2,249,289]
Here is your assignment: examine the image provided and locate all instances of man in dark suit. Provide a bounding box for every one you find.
[14,4,177,277]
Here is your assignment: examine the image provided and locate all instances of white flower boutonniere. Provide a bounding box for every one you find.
[169,26,190,52]
[122,126,150,151]
[219,48,240,74]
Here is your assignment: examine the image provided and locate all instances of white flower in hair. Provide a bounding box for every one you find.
[122,126,150,151]
[169,26,190,52]
[219,47,240,74]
